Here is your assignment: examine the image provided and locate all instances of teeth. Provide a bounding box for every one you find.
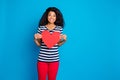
[50,19,54,21]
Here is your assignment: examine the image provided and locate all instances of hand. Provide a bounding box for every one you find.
[34,33,42,39]
[60,34,67,41]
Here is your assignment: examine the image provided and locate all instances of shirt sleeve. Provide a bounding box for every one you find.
[59,26,63,34]
[37,26,42,34]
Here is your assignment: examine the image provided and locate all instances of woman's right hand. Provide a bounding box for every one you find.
[34,33,42,39]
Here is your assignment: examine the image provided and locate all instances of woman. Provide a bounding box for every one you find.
[34,7,67,80]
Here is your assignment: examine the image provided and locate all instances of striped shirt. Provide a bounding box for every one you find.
[37,25,63,62]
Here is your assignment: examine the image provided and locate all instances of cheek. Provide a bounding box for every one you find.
[48,16,50,19]
[54,17,56,20]
[52,17,56,20]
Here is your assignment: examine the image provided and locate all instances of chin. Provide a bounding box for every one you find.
[49,22,55,24]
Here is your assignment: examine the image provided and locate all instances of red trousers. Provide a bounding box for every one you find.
[37,61,59,80]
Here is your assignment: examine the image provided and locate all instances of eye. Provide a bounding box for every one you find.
[48,11,56,17]
[53,14,56,17]
[48,14,51,16]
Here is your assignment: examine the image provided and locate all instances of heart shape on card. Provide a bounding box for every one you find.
[41,30,60,48]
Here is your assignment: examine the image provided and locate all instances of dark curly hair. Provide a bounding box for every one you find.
[38,7,64,28]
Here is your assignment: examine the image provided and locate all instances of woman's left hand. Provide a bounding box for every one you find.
[60,34,67,41]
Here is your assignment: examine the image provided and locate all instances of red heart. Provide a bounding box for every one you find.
[41,30,60,48]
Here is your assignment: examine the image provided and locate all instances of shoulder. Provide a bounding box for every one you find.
[38,26,46,30]
[55,26,63,33]
[38,26,46,33]
[56,26,63,30]
[39,26,45,28]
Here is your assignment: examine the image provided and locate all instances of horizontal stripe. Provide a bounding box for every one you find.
[40,45,58,49]
[41,42,58,45]
[41,48,58,51]
[40,50,58,54]
[39,53,59,57]
[38,59,59,62]
[40,46,58,50]
[38,57,59,60]
[40,48,58,51]
[38,56,59,59]
[39,52,59,56]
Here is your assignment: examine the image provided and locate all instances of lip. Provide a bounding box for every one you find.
[49,18,54,20]
[49,19,55,22]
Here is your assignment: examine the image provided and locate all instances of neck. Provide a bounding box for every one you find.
[46,23,56,30]
[47,23,55,26]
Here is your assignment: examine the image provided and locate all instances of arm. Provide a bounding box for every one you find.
[58,34,67,46]
[58,39,66,46]
[34,38,41,46]
[34,33,42,46]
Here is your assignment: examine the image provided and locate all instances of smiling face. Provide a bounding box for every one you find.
[47,11,56,24]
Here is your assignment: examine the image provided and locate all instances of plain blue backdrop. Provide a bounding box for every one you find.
[0,0,120,80]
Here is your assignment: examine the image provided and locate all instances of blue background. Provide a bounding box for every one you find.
[0,0,120,80]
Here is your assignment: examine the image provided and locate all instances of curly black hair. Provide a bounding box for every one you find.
[38,7,64,28]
